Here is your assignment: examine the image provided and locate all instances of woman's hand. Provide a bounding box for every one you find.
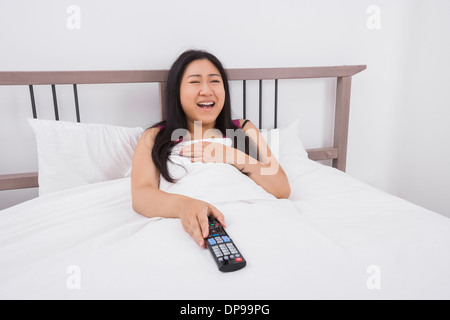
[180,141,238,165]
[177,196,226,248]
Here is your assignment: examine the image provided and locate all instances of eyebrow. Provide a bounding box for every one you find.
[187,73,221,78]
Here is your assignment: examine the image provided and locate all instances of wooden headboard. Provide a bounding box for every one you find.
[0,65,366,191]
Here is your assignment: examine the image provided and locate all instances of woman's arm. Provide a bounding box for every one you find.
[131,128,226,247]
[237,120,290,199]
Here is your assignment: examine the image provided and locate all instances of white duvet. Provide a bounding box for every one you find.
[1,151,450,299]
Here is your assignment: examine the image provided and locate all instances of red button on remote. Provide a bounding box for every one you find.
[235,257,243,262]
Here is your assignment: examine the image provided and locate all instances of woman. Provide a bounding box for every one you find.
[131,50,290,248]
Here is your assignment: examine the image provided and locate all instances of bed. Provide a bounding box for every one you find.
[1,66,450,300]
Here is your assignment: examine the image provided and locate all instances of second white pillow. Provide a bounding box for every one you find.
[28,118,144,196]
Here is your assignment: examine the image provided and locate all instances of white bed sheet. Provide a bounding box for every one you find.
[1,159,450,300]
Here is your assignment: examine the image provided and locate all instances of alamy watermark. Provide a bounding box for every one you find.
[366,5,381,30]
[65,5,380,31]
[66,265,81,290]
[66,5,81,30]
[366,265,381,290]
[172,121,280,176]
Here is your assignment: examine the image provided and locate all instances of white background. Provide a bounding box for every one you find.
[1,0,449,217]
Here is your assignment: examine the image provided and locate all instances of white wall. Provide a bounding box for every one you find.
[1,0,449,216]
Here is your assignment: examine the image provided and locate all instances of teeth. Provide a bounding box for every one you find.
[197,102,215,107]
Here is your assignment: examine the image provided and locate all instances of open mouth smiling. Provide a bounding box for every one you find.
[197,101,215,109]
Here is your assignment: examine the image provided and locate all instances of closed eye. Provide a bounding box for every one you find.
[189,80,220,84]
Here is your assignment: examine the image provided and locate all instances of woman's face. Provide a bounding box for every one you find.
[179,59,225,129]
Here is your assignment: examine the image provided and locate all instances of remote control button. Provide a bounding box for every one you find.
[221,236,231,243]
[208,238,216,246]
[226,243,238,254]
[235,257,243,262]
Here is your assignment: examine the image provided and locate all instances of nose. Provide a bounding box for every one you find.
[199,82,213,96]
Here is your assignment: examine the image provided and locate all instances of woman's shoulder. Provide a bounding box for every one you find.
[139,125,162,146]
[145,126,161,136]
[144,121,166,135]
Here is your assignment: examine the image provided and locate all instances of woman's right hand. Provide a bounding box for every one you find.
[177,197,226,248]
[131,128,226,248]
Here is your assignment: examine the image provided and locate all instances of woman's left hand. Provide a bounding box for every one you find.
[179,141,236,164]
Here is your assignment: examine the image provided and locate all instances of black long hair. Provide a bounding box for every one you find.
[151,50,244,182]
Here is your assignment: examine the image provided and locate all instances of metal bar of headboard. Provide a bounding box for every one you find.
[242,80,246,119]
[258,80,262,129]
[51,84,59,121]
[73,84,80,122]
[28,85,37,118]
[274,79,278,129]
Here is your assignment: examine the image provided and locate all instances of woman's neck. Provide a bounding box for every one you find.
[187,121,217,140]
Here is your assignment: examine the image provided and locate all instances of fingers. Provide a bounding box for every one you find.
[192,223,205,248]
[183,217,205,248]
[180,142,226,164]
[198,208,210,239]
[179,142,205,156]
[180,202,226,248]
[196,205,226,246]
[180,206,209,248]
[208,204,226,228]
[180,144,203,163]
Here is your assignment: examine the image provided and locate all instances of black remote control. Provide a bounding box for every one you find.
[205,216,246,272]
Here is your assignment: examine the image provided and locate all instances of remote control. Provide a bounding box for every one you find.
[205,216,246,272]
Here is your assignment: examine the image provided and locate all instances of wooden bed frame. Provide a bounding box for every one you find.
[0,65,366,191]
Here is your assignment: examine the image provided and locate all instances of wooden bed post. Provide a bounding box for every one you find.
[158,82,167,120]
[333,76,352,172]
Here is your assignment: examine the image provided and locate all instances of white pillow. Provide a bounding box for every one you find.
[261,118,308,160]
[28,118,144,196]
[282,119,311,176]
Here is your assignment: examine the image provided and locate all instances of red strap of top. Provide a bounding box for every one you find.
[232,119,241,128]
